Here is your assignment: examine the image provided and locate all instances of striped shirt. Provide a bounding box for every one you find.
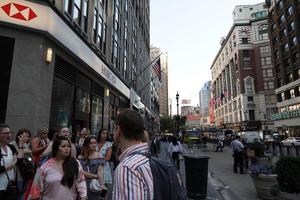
[113,143,154,200]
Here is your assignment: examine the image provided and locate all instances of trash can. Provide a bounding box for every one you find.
[184,155,209,199]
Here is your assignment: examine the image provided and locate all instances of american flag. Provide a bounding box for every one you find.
[152,57,161,81]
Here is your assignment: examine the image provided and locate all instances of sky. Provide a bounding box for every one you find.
[150,0,265,115]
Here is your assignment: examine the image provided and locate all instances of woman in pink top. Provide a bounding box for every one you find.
[28,136,87,200]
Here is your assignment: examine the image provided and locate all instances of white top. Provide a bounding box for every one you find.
[230,140,244,152]
[0,145,16,190]
[168,141,183,154]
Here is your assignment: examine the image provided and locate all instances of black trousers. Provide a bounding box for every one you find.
[233,151,244,173]
[172,152,180,169]
[0,187,18,200]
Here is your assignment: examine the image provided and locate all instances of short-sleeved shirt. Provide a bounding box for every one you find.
[28,158,87,200]
[113,143,153,200]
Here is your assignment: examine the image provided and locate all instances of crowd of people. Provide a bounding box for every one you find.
[1,108,186,200]
[0,122,115,200]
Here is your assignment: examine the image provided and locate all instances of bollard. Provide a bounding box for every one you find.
[184,155,210,199]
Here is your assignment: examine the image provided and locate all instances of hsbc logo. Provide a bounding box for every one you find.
[1,2,37,21]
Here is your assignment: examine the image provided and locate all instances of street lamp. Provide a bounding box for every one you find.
[176,92,180,134]
[176,92,179,116]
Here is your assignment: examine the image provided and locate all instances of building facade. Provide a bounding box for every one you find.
[150,46,169,117]
[266,0,300,136]
[211,3,277,134]
[199,81,211,128]
[0,0,151,135]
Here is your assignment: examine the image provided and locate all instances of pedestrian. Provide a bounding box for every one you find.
[150,134,161,157]
[58,127,77,157]
[97,129,113,199]
[168,136,183,169]
[241,138,249,170]
[76,128,89,157]
[78,136,107,200]
[230,136,245,174]
[25,127,50,199]
[10,128,32,200]
[215,140,224,152]
[40,127,58,165]
[31,127,49,168]
[0,124,18,200]
[112,109,153,200]
[28,136,87,200]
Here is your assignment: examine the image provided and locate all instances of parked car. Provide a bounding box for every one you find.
[281,137,300,146]
[240,131,262,143]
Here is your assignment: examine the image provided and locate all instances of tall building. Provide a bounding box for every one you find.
[199,81,211,127]
[150,46,169,117]
[0,0,150,134]
[210,3,276,133]
[266,0,300,136]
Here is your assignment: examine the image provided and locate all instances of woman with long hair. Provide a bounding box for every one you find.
[28,136,87,200]
[78,136,107,200]
[168,136,183,169]
[97,129,112,199]
[10,128,32,200]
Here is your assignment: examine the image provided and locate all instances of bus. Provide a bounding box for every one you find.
[186,129,202,143]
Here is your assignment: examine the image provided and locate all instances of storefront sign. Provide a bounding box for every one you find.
[0,0,130,98]
[271,109,300,121]
[130,88,141,109]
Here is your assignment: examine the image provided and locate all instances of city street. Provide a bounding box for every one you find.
[182,143,259,200]
[160,142,260,200]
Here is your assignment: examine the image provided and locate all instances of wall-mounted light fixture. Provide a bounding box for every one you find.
[46,48,53,63]
[105,89,110,97]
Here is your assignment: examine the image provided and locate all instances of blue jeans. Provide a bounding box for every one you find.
[17,180,25,200]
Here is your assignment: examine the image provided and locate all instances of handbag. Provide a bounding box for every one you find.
[18,157,35,180]
[89,178,102,193]
[87,164,107,197]
[86,164,102,193]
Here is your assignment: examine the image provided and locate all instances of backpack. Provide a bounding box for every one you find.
[137,152,187,200]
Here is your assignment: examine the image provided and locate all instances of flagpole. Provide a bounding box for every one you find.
[137,67,166,95]
[131,53,163,85]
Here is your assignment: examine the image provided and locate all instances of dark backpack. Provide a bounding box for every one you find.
[136,152,187,200]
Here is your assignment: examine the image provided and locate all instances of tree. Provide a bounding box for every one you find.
[160,116,175,132]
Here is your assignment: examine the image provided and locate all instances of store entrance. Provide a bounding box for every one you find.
[0,36,15,123]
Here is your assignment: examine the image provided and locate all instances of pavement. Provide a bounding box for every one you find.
[160,142,259,200]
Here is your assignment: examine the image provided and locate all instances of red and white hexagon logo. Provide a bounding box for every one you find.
[1,2,37,21]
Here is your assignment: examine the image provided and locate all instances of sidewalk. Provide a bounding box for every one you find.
[180,143,240,200]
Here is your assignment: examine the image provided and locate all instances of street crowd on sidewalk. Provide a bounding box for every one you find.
[0,109,186,200]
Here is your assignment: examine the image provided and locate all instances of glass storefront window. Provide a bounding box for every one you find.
[91,96,103,136]
[76,88,90,114]
[50,77,75,130]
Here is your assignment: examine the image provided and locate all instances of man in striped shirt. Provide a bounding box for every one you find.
[112,109,154,200]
